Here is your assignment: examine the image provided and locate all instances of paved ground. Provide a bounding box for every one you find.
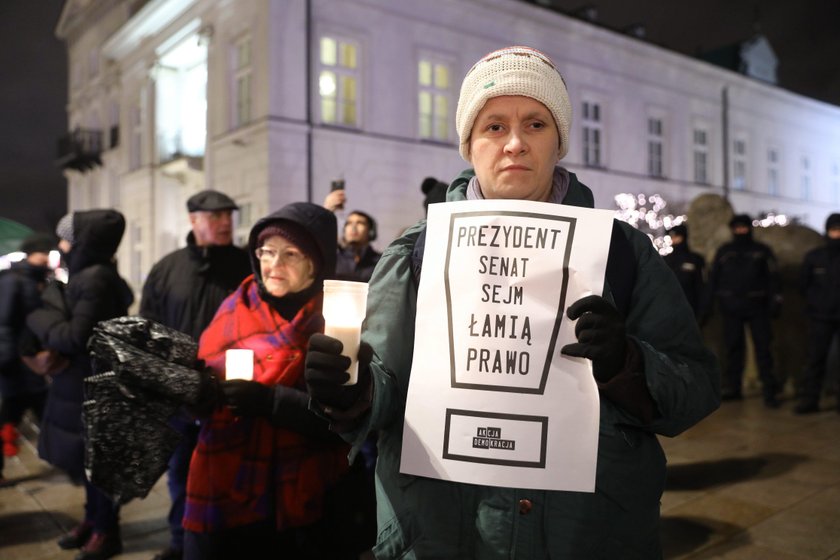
[1,386,839,559]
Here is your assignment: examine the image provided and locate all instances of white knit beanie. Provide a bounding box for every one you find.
[455,46,572,162]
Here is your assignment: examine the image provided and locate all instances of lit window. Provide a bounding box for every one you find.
[418,57,452,141]
[319,36,360,127]
[582,101,603,167]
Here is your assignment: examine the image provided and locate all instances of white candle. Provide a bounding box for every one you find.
[225,349,254,381]
[322,280,369,385]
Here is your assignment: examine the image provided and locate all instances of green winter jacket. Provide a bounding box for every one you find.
[351,169,721,559]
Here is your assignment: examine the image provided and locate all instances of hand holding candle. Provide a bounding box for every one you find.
[225,349,254,381]
[322,280,369,384]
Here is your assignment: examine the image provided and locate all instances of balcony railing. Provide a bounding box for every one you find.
[56,128,103,172]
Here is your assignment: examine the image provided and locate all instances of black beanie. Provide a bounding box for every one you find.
[825,213,840,232]
[19,233,55,254]
[667,224,688,240]
[729,214,752,229]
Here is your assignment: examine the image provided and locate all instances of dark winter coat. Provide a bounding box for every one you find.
[801,240,840,321]
[348,169,720,559]
[26,209,134,480]
[140,232,250,341]
[0,261,50,396]
[335,244,382,282]
[708,234,781,316]
[663,243,706,316]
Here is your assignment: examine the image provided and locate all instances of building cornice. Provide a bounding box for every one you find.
[100,0,198,60]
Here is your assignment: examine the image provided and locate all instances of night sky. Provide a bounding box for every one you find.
[1,1,838,237]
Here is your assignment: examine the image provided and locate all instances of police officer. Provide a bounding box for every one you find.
[795,213,840,414]
[708,214,783,407]
[664,224,706,318]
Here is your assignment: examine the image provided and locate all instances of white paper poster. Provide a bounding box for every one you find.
[400,199,614,492]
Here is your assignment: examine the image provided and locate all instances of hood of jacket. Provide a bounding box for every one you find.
[66,209,126,274]
[447,167,595,208]
[247,202,338,280]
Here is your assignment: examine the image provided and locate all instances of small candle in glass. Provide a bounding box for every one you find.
[322,280,369,384]
[225,349,254,381]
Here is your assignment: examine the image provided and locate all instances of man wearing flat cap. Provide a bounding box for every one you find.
[140,189,251,560]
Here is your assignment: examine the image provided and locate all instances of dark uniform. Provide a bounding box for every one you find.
[140,191,250,560]
[795,213,840,414]
[708,214,782,406]
[664,224,706,318]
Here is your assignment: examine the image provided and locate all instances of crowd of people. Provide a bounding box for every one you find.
[0,44,837,560]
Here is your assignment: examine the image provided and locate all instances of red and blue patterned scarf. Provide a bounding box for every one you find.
[184,275,350,533]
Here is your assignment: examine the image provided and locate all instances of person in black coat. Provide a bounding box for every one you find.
[140,189,251,560]
[708,214,783,407]
[795,213,840,414]
[27,209,134,560]
[0,233,54,482]
[663,224,706,319]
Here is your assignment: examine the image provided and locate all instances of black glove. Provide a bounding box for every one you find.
[187,367,222,417]
[560,295,628,382]
[769,295,783,319]
[305,333,373,413]
[222,379,274,417]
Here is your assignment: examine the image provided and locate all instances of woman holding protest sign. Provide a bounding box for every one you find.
[303,46,720,558]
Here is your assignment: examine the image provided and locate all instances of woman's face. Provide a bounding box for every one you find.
[256,235,316,297]
[468,95,560,202]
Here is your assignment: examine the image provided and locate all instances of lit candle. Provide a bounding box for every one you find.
[225,349,254,381]
[322,280,369,385]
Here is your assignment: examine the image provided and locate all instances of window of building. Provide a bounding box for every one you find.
[130,221,143,289]
[418,57,452,141]
[230,36,252,129]
[647,117,664,177]
[88,48,100,79]
[801,156,811,200]
[692,128,708,184]
[319,36,359,127]
[129,103,143,171]
[732,138,747,190]
[156,33,208,162]
[767,148,779,195]
[234,201,252,246]
[582,101,603,167]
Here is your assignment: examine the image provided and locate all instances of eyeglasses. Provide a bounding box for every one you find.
[255,246,306,266]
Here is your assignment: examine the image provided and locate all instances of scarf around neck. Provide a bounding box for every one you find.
[184,276,350,533]
[466,166,571,203]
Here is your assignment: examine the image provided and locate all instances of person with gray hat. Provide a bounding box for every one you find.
[795,212,840,414]
[0,233,55,484]
[140,189,251,560]
[303,45,720,558]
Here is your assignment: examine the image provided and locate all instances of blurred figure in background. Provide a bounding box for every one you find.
[420,176,448,216]
[0,233,54,484]
[708,214,783,407]
[664,224,706,319]
[140,189,251,560]
[27,210,134,560]
[795,212,840,414]
[323,188,382,282]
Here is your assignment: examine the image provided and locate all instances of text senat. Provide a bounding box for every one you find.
[478,255,530,277]
[456,224,563,249]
